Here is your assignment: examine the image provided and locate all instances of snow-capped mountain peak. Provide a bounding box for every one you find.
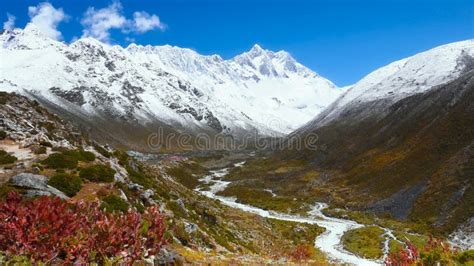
[1,23,63,50]
[306,39,474,127]
[247,44,267,58]
[0,25,341,144]
[339,40,474,106]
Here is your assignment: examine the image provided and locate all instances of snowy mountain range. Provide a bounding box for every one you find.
[0,23,340,145]
[2,23,473,151]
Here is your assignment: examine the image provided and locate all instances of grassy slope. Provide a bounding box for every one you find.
[341,226,385,259]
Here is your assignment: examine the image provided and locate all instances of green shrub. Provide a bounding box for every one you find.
[79,150,96,162]
[79,164,115,182]
[127,167,154,188]
[101,194,129,212]
[94,144,110,158]
[456,249,474,264]
[42,152,78,169]
[31,163,44,171]
[0,92,9,104]
[42,149,96,169]
[48,173,82,197]
[135,202,146,213]
[0,131,7,140]
[0,150,17,165]
[113,150,129,166]
[166,166,199,189]
[62,149,96,162]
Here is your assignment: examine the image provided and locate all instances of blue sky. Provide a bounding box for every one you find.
[2,0,473,86]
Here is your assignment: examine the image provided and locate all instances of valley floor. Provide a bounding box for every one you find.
[194,162,391,265]
[138,150,474,265]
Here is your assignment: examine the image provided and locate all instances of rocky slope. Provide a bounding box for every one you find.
[0,92,327,264]
[0,24,340,151]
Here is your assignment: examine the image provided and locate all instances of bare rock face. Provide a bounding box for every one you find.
[10,173,68,199]
[450,217,474,250]
[368,181,427,220]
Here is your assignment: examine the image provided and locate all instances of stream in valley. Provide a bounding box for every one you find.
[195,161,395,265]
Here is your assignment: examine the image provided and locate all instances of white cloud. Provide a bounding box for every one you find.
[125,36,136,43]
[3,13,16,30]
[81,1,126,42]
[28,2,68,40]
[131,11,165,33]
[81,1,165,42]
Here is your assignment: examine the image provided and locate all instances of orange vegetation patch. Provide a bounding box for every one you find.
[351,148,410,173]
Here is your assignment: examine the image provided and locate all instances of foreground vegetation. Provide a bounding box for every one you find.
[0,192,167,264]
[386,237,474,265]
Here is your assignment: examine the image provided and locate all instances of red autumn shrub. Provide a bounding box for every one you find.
[385,241,419,266]
[0,192,167,264]
[289,244,314,261]
[384,236,468,266]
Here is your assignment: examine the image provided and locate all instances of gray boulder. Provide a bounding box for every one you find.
[128,183,143,191]
[10,173,69,199]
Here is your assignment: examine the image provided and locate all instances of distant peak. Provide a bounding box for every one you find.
[23,23,45,36]
[250,44,264,51]
[73,37,107,47]
[247,44,267,57]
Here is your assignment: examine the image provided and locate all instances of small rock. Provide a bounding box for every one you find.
[118,189,128,201]
[128,160,140,172]
[140,189,154,200]
[184,222,198,234]
[176,198,185,209]
[140,189,155,205]
[128,183,143,191]
[14,162,26,170]
[154,248,184,265]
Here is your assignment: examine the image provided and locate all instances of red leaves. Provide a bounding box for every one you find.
[385,236,459,266]
[0,192,167,264]
[289,244,314,261]
[385,241,420,266]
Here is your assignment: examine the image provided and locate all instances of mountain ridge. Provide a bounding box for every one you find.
[0,23,340,145]
[296,39,474,131]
